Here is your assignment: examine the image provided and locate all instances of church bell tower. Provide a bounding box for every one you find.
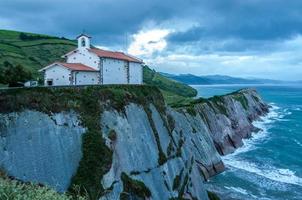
[76,33,91,49]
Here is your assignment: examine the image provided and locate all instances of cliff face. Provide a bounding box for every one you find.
[192,89,269,155]
[0,111,85,192]
[0,86,269,199]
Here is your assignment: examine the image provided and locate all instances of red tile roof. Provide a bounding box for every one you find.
[89,48,143,63]
[57,63,98,71]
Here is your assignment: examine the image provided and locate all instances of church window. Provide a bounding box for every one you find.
[81,38,86,47]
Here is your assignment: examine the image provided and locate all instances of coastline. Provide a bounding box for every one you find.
[197,84,302,200]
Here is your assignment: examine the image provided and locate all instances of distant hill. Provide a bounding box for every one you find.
[0,29,197,98]
[161,73,287,85]
[143,66,197,97]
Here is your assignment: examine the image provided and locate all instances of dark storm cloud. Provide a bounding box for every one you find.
[2,0,302,48]
[0,0,193,45]
[167,0,302,50]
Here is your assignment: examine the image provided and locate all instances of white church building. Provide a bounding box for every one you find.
[39,34,143,86]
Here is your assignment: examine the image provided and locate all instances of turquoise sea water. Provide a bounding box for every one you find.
[193,84,302,200]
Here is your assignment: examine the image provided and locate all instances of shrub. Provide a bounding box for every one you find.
[234,95,249,110]
[120,172,151,199]
[172,175,181,190]
[0,61,32,87]
[0,177,86,200]
[186,106,197,116]
[19,33,57,41]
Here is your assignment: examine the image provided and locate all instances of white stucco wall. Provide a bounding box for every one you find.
[102,58,127,84]
[73,71,99,85]
[129,62,143,84]
[66,49,100,70]
[44,65,71,86]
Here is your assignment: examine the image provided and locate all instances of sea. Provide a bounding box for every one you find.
[192,84,302,200]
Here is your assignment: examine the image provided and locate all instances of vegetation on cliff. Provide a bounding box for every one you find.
[0,170,85,200]
[171,88,252,115]
[0,83,267,199]
[0,85,166,199]
[120,172,151,199]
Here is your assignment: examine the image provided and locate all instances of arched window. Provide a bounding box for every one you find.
[81,38,86,47]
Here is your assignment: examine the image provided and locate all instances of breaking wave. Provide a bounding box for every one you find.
[223,103,302,186]
[224,186,249,195]
[224,159,302,186]
[224,103,279,157]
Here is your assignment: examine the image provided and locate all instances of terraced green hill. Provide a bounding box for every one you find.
[0,30,76,77]
[0,29,197,101]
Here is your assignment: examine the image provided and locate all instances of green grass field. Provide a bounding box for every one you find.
[0,30,76,78]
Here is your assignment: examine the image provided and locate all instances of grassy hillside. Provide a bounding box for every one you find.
[0,29,197,102]
[143,65,197,97]
[0,29,76,77]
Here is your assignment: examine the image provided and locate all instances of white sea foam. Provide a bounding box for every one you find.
[224,186,270,200]
[224,186,249,195]
[225,103,279,158]
[294,139,302,147]
[223,102,302,186]
[223,159,302,186]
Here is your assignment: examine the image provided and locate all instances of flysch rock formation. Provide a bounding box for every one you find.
[0,86,269,200]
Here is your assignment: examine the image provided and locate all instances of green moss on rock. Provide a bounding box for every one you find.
[172,175,181,191]
[167,114,176,132]
[186,106,197,116]
[120,172,151,199]
[207,96,228,116]
[176,138,184,157]
[144,106,168,166]
[178,173,189,198]
[167,140,175,157]
[234,94,249,110]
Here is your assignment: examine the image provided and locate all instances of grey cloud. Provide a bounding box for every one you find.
[168,0,302,51]
[0,0,192,45]
[1,0,302,80]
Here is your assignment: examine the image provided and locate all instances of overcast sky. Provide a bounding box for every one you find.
[1,0,302,80]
